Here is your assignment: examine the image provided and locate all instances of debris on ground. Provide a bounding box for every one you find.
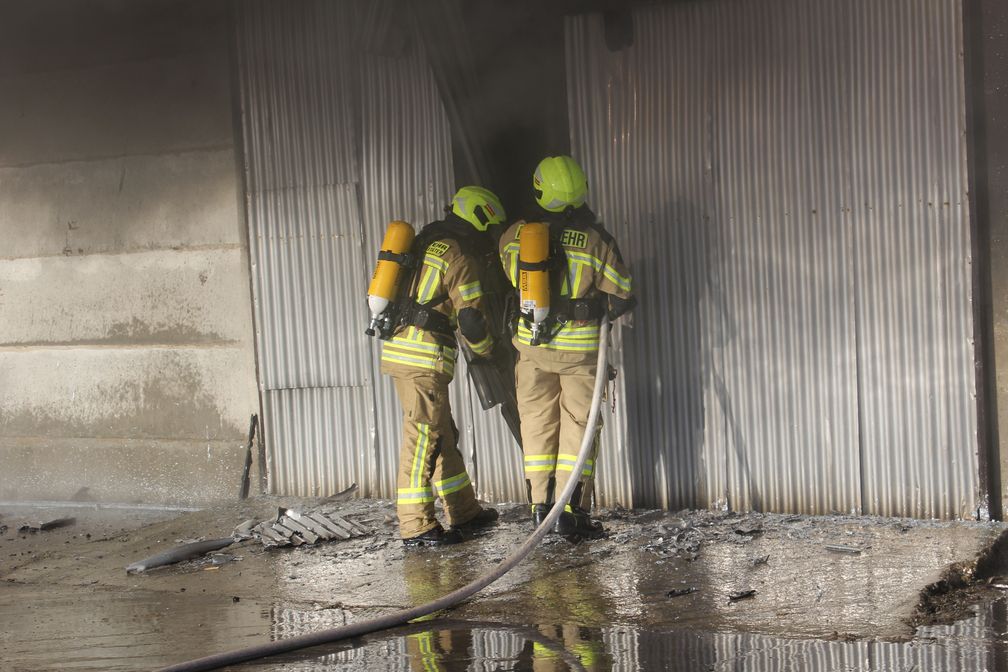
[728,589,757,602]
[734,521,763,537]
[825,544,863,555]
[122,501,371,574]
[17,517,76,533]
[750,554,770,566]
[233,519,258,540]
[209,553,240,566]
[252,506,370,548]
[666,587,697,598]
[126,537,235,574]
[319,483,359,503]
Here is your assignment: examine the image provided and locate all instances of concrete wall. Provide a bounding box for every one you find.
[0,0,260,505]
[977,0,1008,518]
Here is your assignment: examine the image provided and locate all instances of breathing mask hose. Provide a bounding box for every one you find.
[158,317,612,672]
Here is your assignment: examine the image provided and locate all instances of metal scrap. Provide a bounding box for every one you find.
[252,507,370,549]
[320,483,359,503]
[233,519,258,540]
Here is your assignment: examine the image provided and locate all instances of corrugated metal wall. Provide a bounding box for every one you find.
[567,0,978,517]
[237,0,980,518]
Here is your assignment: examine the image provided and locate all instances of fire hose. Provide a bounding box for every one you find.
[158,317,610,672]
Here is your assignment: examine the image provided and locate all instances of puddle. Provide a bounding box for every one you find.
[4,583,1008,671]
[4,502,1008,670]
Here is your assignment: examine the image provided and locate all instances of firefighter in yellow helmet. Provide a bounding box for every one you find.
[499,156,636,539]
[379,186,506,546]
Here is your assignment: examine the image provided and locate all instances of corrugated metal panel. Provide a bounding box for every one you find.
[248,184,371,390]
[566,0,977,517]
[237,0,466,498]
[468,396,527,504]
[237,0,378,497]
[706,0,861,515]
[236,1,357,193]
[567,7,717,510]
[846,0,977,519]
[263,387,372,497]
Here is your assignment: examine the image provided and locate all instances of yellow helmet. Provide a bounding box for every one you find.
[451,186,506,231]
[533,156,588,212]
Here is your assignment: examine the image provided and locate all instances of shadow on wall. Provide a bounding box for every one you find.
[622,198,756,511]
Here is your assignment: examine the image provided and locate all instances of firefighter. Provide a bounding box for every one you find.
[499,156,636,539]
[379,186,506,547]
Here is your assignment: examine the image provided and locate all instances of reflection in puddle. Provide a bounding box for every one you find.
[260,607,1008,671]
[5,586,1008,670]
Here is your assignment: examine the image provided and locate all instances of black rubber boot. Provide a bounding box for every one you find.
[554,507,606,541]
[530,504,553,528]
[454,507,499,534]
[402,524,464,548]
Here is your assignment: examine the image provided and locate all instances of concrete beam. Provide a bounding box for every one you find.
[0,149,242,259]
[0,248,253,346]
[0,50,233,167]
[0,437,250,505]
[0,345,257,441]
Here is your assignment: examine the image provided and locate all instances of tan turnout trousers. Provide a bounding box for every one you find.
[392,371,482,538]
[515,346,602,509]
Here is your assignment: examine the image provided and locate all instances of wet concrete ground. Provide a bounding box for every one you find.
[2,498,1008,671]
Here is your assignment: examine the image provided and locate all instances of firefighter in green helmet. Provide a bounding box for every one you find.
[379,186,507,546]
[499,156,636,540]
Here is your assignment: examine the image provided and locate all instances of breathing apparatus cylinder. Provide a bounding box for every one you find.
[366,220,415,337]
[518,222,550,345]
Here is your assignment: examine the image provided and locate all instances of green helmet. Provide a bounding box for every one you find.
[451,186,506,232]
[533,155,588,212]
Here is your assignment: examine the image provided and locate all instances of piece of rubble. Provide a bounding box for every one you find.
[825,544,862,555]
[233,519,258,540]
[277,518,320,544]
[18,517,76,533]
[320,483,358,503]
[666,587,697,598]
[751,554,770,567]
[728,589,756,602]
[251,507,370,549]
[734,521,763,537]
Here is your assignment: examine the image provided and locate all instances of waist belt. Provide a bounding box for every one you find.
[553,297,604,323]
[399,296,454,339]
[519,297,603,345]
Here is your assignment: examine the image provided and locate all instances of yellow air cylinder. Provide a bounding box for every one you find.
[519,222,550,342]
[367,220,415,333]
